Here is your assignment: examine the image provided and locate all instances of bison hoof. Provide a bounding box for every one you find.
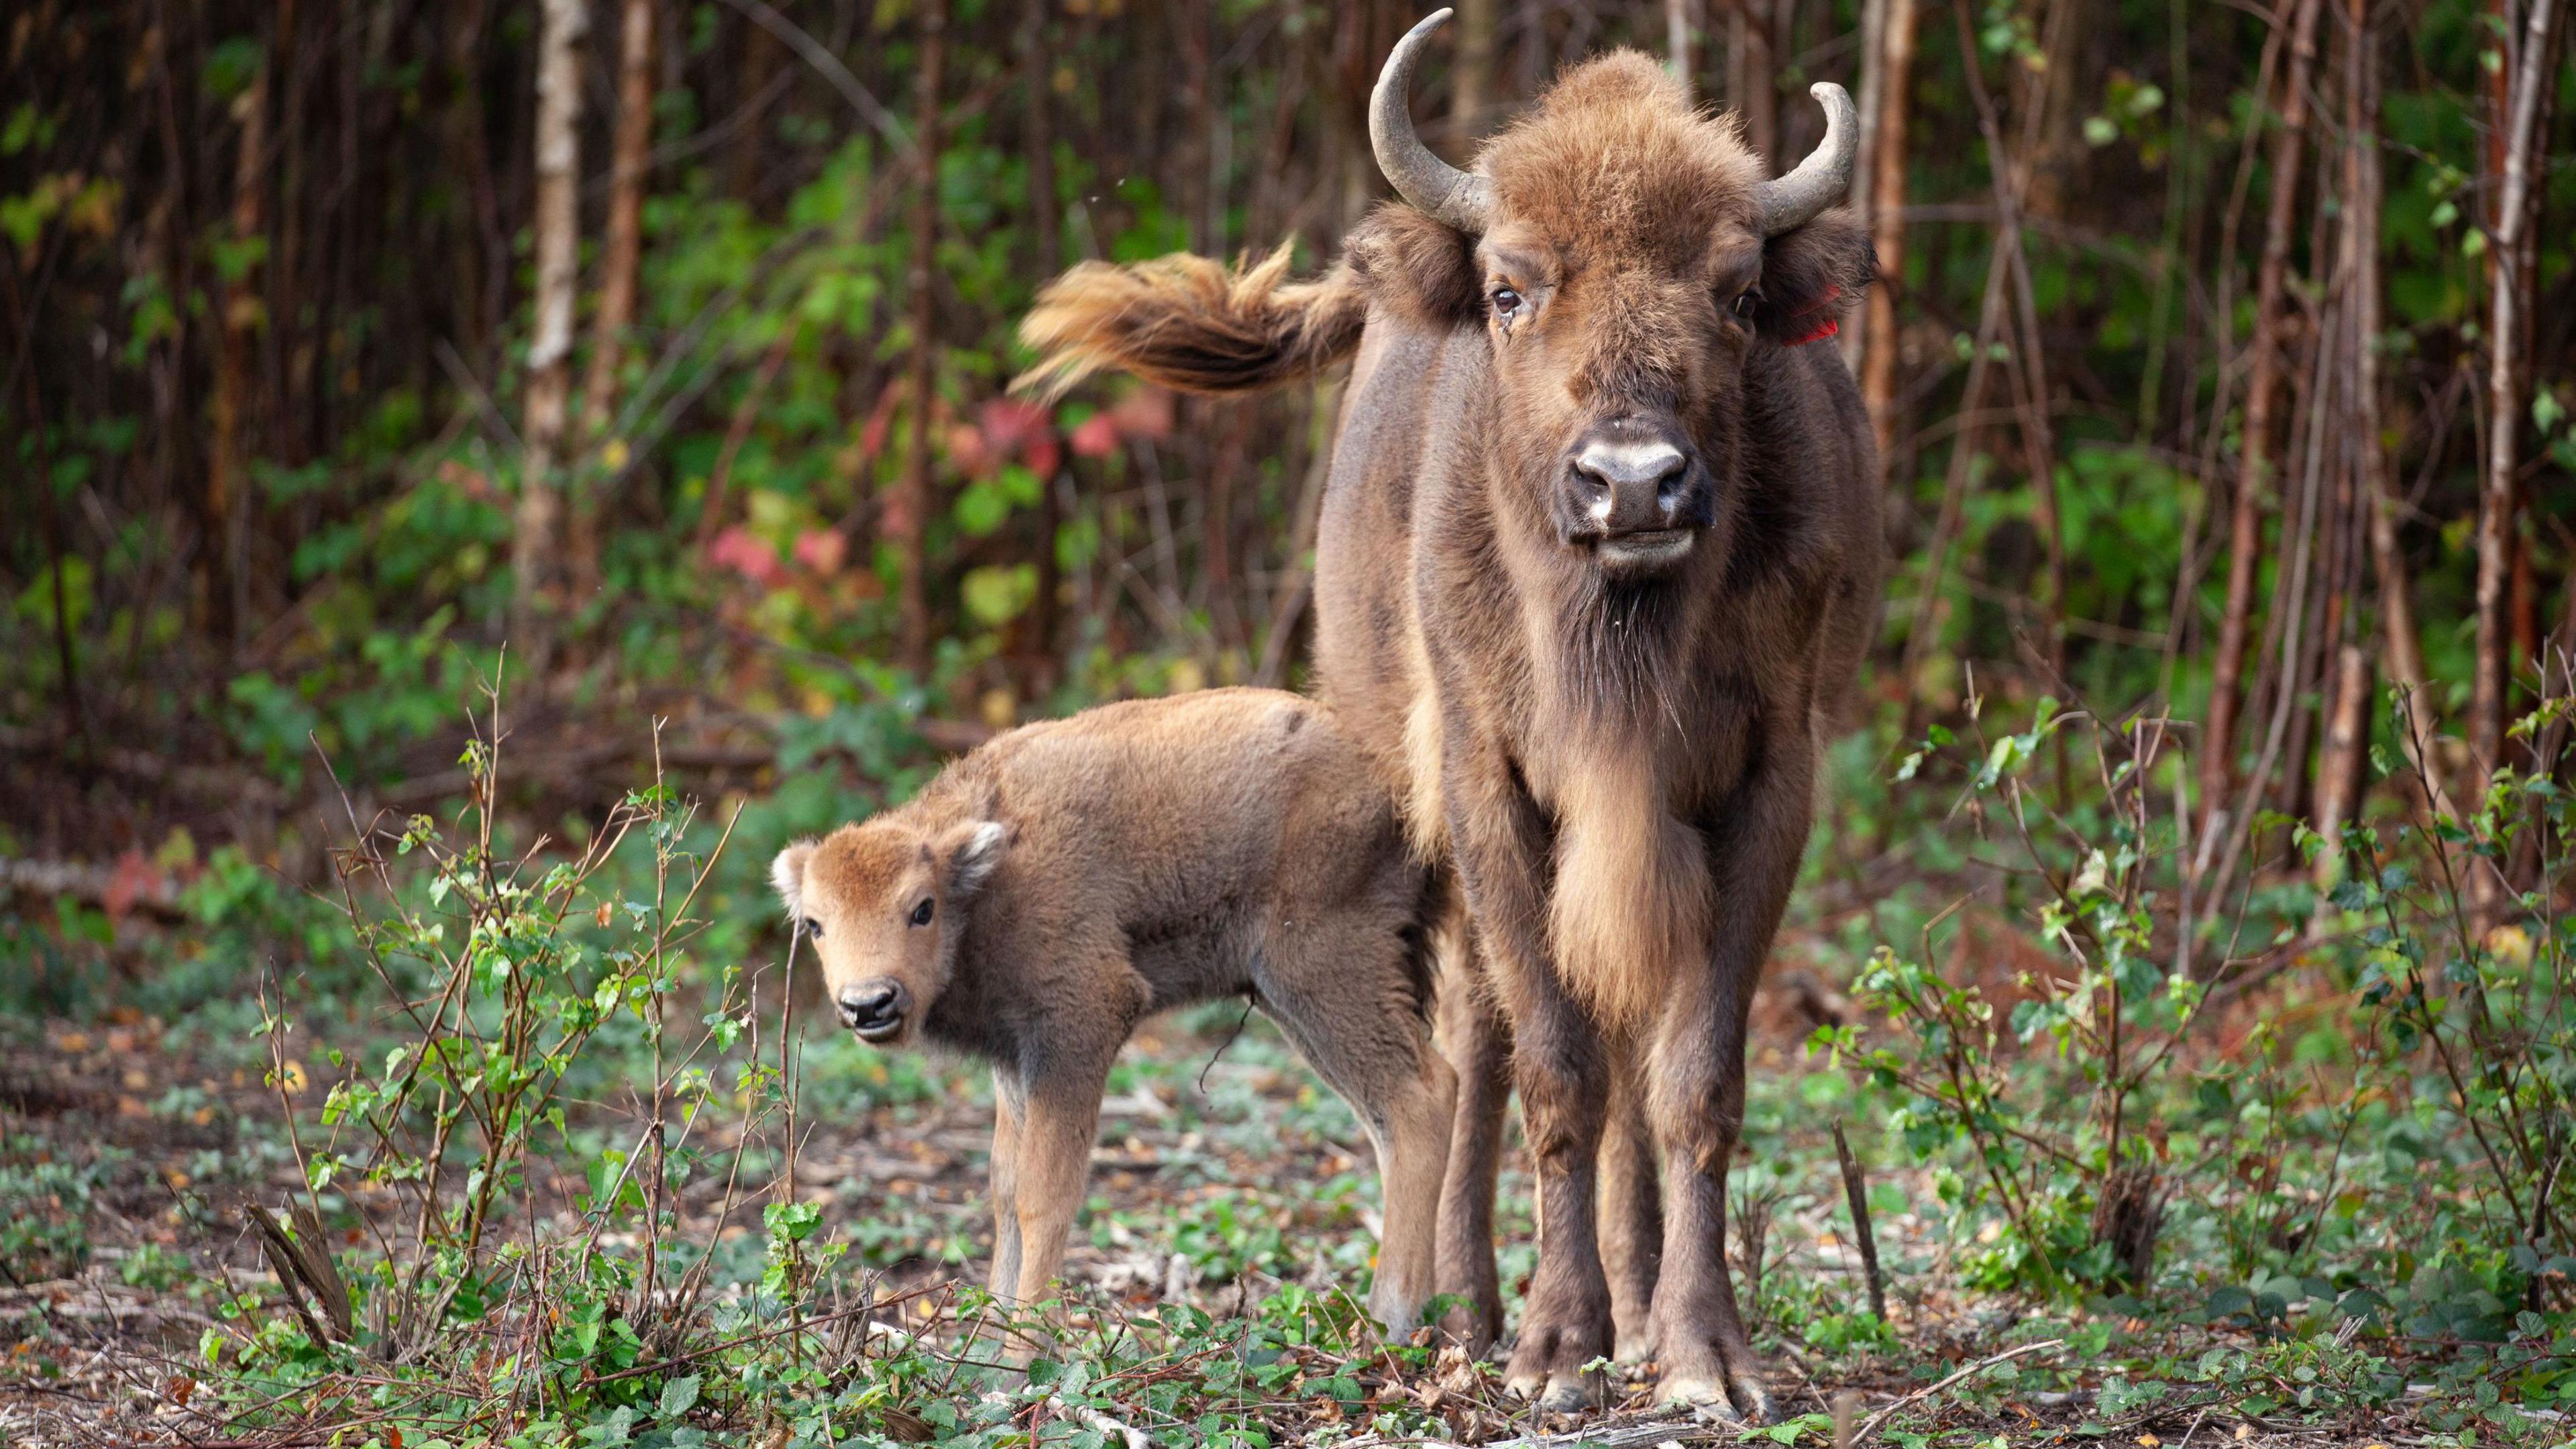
[1612,1325,1658,1366]
[1503,1371,1599,1413]
[1658,1372,1774,1426]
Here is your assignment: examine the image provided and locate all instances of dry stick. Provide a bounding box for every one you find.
[1896,233,2012,714]
[1853,1338,2064,1444]
[1831,1121,1887,1322]
[2201,286,2341,944]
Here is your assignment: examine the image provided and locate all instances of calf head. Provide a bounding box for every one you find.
[770,818,1008,1045]
[1356,12,1873,582]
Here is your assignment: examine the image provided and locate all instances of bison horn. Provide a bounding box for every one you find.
[1371,9,1493,233]
[1752,83,1858,235]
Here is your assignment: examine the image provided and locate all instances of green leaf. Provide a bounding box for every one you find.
[659,1373,702,1419]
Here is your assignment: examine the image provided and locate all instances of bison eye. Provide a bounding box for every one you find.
[909,898,935,927]
[1489,286,1523,319]
[1730,288,1764,321]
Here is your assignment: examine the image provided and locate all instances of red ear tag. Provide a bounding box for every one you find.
[1781,282,1843,345]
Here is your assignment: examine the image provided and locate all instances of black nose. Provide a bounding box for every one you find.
[837,981,907,1039]
[1569,429,1693,537]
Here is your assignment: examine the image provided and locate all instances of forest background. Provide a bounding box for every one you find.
[3,0,2575,1444]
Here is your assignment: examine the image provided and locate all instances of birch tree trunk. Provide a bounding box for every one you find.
[511,0,589,651]
[895,0,947,673]
[2200,0,2320,838]
[2471,0,2560,921]
[573,0,657,596]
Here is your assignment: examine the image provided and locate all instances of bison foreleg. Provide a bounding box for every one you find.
[1447,759,1615,1411]
[1643,748,1814,1424]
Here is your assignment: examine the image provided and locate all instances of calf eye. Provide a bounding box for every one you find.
[1489,286,1523,319]
[909,898,935,927]
[801,917,823,940]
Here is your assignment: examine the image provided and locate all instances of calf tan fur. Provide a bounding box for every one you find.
[771,689,1456,1333]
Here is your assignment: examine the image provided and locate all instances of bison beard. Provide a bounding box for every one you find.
[1018,29,1880,1424]
[1540,579,1711,1030]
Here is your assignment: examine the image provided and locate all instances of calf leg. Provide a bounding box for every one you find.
[1000,1053,1119,1308]
[988,1071,1026,1304]
[1433,977,1510,1350]
[1256,933,1456,1337]
[1600,1065,1662,1364]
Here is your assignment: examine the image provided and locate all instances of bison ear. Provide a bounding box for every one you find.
[1750,207,1875,347]
[771,840,816,921]
[1346,202,1484,328]
[939,820,1009,902]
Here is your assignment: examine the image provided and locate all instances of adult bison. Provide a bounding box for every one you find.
[1020,11,1882,1419]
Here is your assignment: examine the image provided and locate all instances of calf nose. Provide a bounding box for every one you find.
[837,980,905,1032]
[1571,436,1689,535]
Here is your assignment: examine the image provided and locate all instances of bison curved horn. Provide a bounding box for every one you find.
[1752,83,1859,235]
[1371,10,1493,233]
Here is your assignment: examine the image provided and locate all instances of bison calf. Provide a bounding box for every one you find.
[770,689,1456,1333]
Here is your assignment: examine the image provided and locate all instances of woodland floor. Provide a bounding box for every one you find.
[0,973,2475,1449]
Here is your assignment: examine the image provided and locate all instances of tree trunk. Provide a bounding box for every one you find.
[1845,0,1887,374]
[2344,0,2428,705]
[2201,0,2321,839]
[1453,0,1498,146]
[894,0,947,674]
[1731,0,1778,166]
[2309,641,2371,932]
[572,0,657,598]
[1667,0,1698,88]
[1022,0,1063,691]
[2472,0,2560,922]
[1860,0,1917,478]
[510,0,588,662]
[209,16,274,647]
[731,15,780,204]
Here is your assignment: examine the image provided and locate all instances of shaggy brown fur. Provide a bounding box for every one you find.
[771,690,1456,1334]
[1018,49,1882,1422]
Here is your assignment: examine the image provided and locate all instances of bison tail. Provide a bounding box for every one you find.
[1014,243,1366,401]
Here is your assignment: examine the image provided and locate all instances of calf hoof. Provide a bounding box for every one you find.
[1613,1323,1658,1366]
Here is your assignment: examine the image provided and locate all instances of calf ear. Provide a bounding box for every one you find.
[771,841,816,920]
[1750,208,1875,347]
[940,821,1010,902]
